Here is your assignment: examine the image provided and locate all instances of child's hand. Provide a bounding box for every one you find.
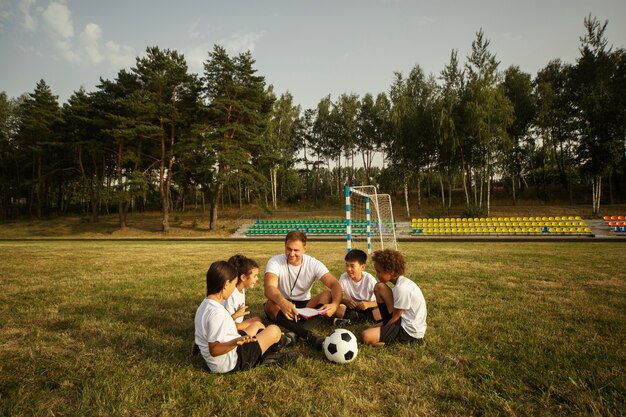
[344,299,357,309]
[236,335,256,346]
[356,301,367,310]
[232,304,250,320]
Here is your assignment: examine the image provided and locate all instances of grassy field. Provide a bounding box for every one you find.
[1,240,625,416]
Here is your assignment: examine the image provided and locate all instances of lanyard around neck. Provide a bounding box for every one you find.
[288,258,304,297]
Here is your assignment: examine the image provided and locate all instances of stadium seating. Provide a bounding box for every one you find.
[246,218,393,236]
[247,219,346,236]
[409,216,592,236]
[602,215,626,233]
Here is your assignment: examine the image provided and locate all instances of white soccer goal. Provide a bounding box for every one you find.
[345,185,397,254]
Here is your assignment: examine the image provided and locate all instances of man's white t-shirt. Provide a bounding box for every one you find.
[392,276,427,338]
[339,271,377,302]
[194,298,240,373]
[265,254,329,301]
[223,288,245,323]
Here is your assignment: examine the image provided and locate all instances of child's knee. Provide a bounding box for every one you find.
[266,324,282,342]
[361,329,375,345]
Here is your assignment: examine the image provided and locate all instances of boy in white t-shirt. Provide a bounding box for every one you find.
[224,254,266,335]
[361,249,427,347]
[194,261,297,373]
[334,249,381,325]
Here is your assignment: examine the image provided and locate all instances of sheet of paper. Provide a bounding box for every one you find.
[296,307,329,318]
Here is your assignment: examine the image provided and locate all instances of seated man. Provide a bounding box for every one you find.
[264,230,342,350]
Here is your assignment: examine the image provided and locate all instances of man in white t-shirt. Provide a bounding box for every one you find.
[264,230,342,350]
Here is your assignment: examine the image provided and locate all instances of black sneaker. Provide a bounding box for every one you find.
[333,318,351,327]
[261,351,299,366]
[269,332,298,352]
[305,332,326,351]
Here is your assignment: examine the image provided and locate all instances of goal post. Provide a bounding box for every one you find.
[345,185,397,254]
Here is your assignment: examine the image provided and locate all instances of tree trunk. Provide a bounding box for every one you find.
[463,166,470,210]
[486,172,491,217]
[159,116,170,233]
[439,172,446,211]
[210,181,223,230]
[117,141,128,229]
[417,177,422,210]
[511,172,517,206]
[36,155,43,218]
[404,180,410,218]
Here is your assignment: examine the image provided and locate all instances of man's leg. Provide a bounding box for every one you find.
[265,299,325,350]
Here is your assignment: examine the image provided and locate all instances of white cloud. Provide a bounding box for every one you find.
[220,31,265,54]
[18,0,37,30]
[185,44,209,71]
[80,22,103,64]
[42,0,73,39]
[36,1,134,69]
[103,40,135,68]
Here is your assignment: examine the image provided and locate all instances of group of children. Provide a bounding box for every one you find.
[194,248,427,373]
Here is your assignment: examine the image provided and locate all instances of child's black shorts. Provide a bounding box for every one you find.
[379,320,424,345]
[233,341,263,371]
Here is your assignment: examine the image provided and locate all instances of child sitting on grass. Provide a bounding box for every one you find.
[333,249,381,325]
[224,254,266,335]
[194,260,296,373]
[361,249,427,347]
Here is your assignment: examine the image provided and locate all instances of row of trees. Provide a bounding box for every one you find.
[1,16,625,230]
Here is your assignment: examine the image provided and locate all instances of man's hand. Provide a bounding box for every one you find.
[319,303,338,317]
[280,299,299,321]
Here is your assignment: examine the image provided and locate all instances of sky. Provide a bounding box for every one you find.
[1,0,625,111]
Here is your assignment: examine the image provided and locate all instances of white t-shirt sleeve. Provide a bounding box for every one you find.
[265,255,282,276]
[393,278,414,310]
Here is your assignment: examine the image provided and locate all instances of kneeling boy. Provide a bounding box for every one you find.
[361,249,427,347]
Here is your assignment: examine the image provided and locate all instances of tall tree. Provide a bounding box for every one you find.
[0,93,23,219]
[463,30,513,215]
[534,59,576,200]
[202,45,273,229]
[132,47,195,232]
[16,80,63,217]
[63,88,106,221]
[503,66,536,204]
[573,16,623,214]
[264,90,301,208]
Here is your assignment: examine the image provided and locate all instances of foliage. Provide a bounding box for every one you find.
[0,15,625,227]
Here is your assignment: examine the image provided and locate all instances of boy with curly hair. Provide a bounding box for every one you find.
[361,249,427,347]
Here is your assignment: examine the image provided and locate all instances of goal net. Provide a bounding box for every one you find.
[345,185,397,254]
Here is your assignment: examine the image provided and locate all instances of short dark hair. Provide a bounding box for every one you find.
[228,254,259,283]
[371,249,406,277]
[345,249,367,265]
[206,260,237,296]
[285,230,307,245]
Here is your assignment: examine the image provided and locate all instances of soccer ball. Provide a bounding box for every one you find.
[322,329,358,364]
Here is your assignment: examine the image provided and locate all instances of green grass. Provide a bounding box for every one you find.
[1,241,625,416]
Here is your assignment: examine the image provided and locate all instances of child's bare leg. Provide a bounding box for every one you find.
[374,282,394,314]
[372,307,382,322]
[335,303,347,318]
[362,324,385,347]
[242,320,265,336]
[255,324,282,353]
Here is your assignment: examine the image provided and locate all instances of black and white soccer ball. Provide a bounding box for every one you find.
[322,329,358,364]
